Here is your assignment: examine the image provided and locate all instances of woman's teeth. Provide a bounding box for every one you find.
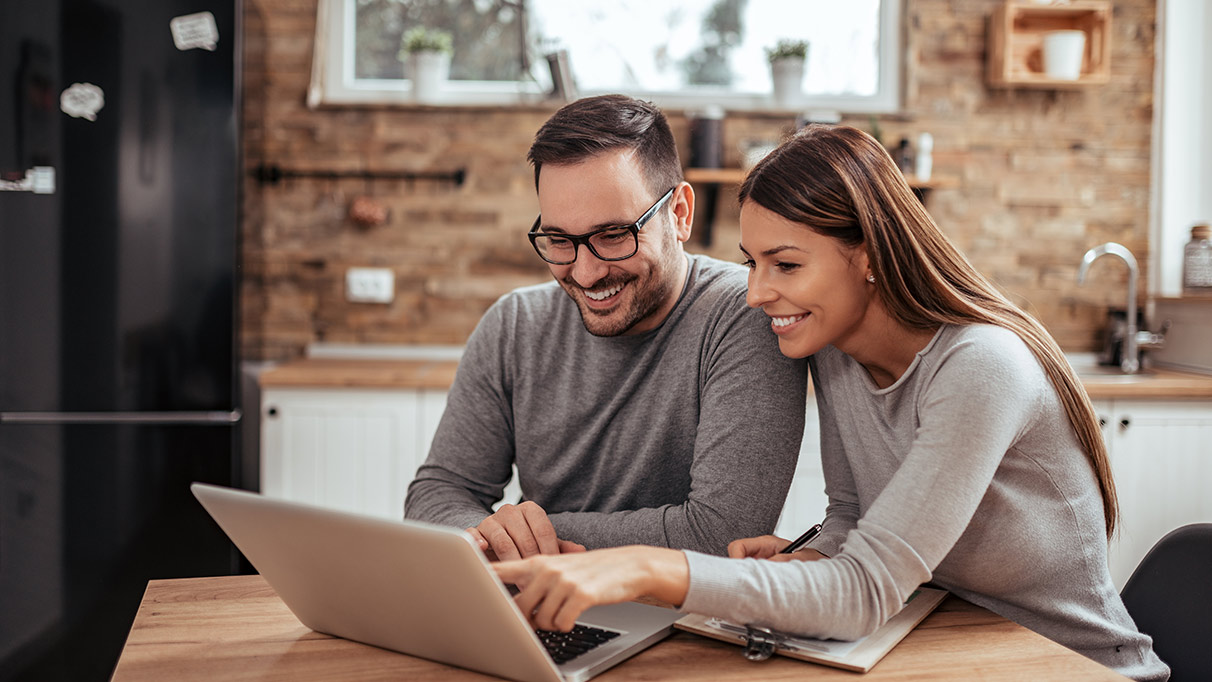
[585,284,623,301]
[771,314,806,327]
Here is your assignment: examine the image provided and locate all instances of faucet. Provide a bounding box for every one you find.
[1076,243,1165,373]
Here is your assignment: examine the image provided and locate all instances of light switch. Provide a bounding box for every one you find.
[346,267,394,303]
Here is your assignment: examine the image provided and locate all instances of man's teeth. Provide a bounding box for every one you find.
[585,284,623,301]
[771,314,806,327]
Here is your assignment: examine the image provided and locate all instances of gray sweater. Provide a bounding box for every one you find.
[405,254,808,555]
[682,324,1168,681]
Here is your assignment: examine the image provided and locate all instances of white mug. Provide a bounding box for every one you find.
[1042,30,1086,80]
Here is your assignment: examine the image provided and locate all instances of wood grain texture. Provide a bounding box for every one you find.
[257,356,1212,399]
[112,575,1128,681]
[257,358,460,389]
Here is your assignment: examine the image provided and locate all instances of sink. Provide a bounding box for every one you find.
[1065,353,1157,381]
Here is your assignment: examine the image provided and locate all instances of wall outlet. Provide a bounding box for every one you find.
[346,267,394,303]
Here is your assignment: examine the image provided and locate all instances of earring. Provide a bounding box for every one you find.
[866,273,875,283]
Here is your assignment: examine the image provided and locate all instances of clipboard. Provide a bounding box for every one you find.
[674,586,948,673]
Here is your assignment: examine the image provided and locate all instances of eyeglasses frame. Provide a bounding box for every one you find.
[527,187,677,265]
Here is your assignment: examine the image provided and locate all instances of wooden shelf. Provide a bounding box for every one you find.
[684,167,954,191]
[987,1,1111,88]
[683,168,746,185]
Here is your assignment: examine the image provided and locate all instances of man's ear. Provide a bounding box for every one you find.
[670,181,695,243]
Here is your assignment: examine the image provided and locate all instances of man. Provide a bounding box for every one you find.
[405,94,806,559]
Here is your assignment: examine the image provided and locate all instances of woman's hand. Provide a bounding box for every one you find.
[492,546,688,632]
[728,534,829,563]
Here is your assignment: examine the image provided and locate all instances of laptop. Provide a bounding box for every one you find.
[191,483,681,682]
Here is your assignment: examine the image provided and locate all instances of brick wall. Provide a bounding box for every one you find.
[241,0,1155,361]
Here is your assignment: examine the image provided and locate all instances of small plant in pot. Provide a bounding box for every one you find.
[766,39,808,109]
[398,26,453,103]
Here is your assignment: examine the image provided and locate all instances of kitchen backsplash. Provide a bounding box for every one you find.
[1150,298,1212,375]
[240,0,1157,362]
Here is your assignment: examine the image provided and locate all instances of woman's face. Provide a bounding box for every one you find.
[740,202,874,359]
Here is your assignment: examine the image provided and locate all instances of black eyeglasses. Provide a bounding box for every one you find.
[528,188,675,265]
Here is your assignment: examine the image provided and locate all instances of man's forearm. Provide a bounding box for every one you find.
[547,499,781,556]
[404,476,493,529]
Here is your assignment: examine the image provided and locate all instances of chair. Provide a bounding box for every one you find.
[1119,523,1212,681]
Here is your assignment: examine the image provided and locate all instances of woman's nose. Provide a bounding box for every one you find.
[745,269,775,309]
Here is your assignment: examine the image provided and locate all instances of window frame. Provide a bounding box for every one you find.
[308,0,903,114]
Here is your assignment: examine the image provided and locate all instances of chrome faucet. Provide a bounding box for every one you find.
[1076,243,1165,373]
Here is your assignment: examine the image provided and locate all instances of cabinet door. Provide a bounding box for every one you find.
[776,393,828,539]
[262,388,430,520]
[1107,400,1212,588]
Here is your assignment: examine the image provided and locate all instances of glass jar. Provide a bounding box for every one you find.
[1183,222,1212,294]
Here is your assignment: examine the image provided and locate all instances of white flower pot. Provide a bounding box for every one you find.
[770,57,805,110]
[407,50,450,103]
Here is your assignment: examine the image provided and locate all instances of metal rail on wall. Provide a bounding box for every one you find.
[252,163,467,187]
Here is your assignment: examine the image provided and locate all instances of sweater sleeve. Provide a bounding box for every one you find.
[547,296,808,556]
[681,335,1042,639]
[403,299,516,529]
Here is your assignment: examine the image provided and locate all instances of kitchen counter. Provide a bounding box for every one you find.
[258,356,1212,399]
[1080,367,1212,399]
[258,358,460,390]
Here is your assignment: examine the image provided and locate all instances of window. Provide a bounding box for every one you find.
[310,0,902,113]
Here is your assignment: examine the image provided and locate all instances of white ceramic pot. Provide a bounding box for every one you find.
[1041,30,1086,80]
[407,50,450,102]
[770,57,805,109]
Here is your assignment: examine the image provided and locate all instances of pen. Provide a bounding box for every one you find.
[780,523,822,554]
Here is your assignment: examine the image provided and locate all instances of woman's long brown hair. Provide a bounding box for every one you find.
[740,124,1117,539]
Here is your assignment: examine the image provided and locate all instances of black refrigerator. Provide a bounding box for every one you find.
[0,1,244,680]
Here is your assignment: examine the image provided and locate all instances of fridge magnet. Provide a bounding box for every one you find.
[170,12,219,51]
[60,82,105,121]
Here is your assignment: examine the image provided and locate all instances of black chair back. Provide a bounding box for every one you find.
[1120,523,1212,681]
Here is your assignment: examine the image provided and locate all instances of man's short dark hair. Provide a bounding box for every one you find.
[527,94,683,197]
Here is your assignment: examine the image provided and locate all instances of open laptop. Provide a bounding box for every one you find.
[191,483,681,682]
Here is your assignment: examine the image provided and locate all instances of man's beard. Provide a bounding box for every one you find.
[561,236,683,337]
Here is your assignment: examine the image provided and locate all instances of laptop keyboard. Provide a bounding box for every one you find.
[535,624,622,664]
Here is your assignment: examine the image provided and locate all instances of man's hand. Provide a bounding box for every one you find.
[728,534,828,562]
[465,501,585,561]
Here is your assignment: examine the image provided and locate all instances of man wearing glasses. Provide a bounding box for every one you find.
[405,95,807,560]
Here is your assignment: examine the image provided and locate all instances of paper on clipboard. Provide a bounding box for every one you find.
[675,586,948,673]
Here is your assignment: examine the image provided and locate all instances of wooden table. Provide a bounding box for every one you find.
[111,575,1127,681]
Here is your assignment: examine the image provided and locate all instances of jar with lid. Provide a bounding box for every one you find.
[1183,222,1212,294]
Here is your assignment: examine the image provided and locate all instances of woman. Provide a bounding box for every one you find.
[494,125,1168,681]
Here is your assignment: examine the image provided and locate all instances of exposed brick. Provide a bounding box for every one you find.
[241,0,1156,360]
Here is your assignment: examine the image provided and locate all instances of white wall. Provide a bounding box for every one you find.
[1153,0,1212,295]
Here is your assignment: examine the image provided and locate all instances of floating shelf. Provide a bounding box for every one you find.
[684,167,954,191]
[987,0,1111,88]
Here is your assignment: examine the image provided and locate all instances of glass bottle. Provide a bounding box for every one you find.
[1183,222,1212,294]
[895,137,914,175]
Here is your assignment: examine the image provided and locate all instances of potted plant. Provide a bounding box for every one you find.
[398,26,453,103]
[766,39,809,109]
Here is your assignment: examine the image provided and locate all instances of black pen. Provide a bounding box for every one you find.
[780,523,822,554]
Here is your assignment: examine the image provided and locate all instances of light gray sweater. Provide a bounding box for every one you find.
[405,254,808,555]
[682,324,1168,681]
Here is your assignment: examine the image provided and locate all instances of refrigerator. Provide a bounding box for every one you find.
[0,1,244,679]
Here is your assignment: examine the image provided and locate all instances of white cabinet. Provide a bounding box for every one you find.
[260,387,448,520]
[1093,399,1212,588]
[775,393,827,540]
[261,385,822,533]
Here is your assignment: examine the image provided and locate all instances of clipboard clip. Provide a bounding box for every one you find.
[742,625,783,662]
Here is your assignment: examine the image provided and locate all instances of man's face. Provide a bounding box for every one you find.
[534,150,690,337]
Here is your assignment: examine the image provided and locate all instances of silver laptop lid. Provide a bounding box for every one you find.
[191,483,563,682]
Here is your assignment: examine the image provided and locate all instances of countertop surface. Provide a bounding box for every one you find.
[259,355,1212,399]
[258,358,460,390]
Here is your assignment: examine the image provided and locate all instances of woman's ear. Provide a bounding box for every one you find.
[670,181,695,243]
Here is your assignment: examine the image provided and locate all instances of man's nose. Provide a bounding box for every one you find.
[569,244,610,287]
